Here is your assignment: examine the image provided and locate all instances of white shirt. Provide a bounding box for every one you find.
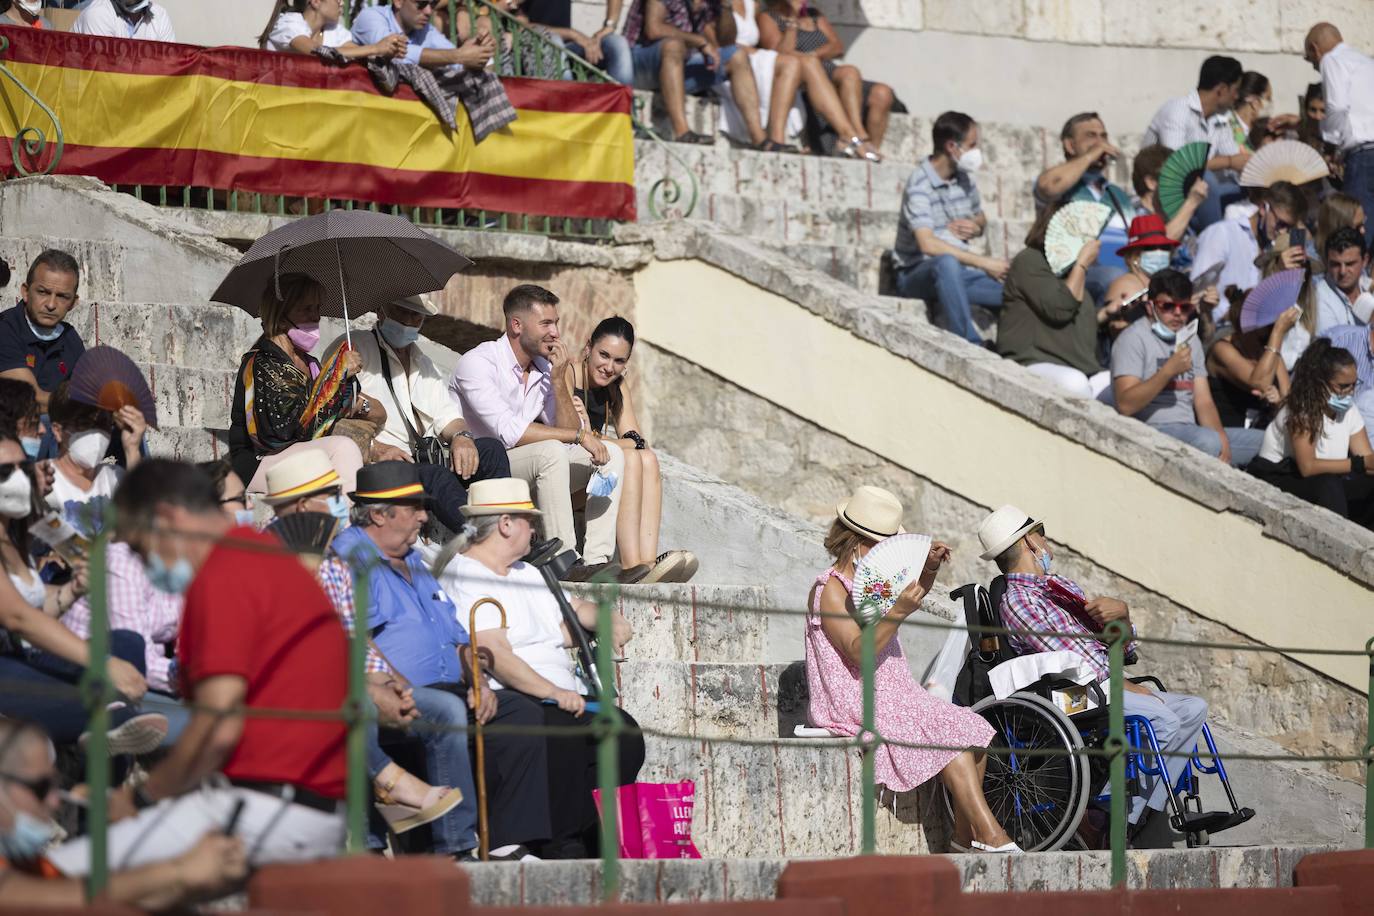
[73,0,175,41]
[1259,404,1366,463]
[448,336,557,449]
[330,329,463,453]
[443,554,580,693]
[265,11,352,52]
[1320,42,1374,150]
[46,463,121,519]
[1141,90,1238,158]
[1190,206,1259,308]
[1314,274,1372,335]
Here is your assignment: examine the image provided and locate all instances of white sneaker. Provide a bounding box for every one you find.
[971,840,1024,854]
[79,713,168,756]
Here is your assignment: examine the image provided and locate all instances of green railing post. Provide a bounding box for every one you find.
[1106,620,1128,887]
[345,566,371,853]
[1365,636,1373,849]
[595,591,621,902]
[80,530,112,901]
[860,619,876,855]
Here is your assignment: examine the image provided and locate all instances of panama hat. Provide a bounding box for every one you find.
[390,293,439,317]
[977,504,1043,561]
[460,478,543,517]
[835,485,905,540]
[350,461,428,504]
[261,449,340,506]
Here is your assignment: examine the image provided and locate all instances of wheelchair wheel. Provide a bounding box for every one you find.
[945,693,1090,852]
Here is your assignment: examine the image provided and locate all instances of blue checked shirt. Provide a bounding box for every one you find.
[891,158,984,271]
[317,556,392,676]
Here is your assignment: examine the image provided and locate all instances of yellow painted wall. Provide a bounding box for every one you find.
[635,258,1372,690]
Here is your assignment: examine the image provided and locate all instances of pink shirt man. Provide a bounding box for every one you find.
[448,335,558,448]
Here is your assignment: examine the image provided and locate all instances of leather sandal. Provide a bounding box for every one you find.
[375,775,464,835]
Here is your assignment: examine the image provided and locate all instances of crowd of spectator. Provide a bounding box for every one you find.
[892,25,1374,530]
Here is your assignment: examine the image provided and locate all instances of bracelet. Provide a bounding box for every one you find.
[1263,345,1280,355]
[574,428,583,446]
[1353,454,1367,475]
[133,784,157,811]
[357,396,371,417]
[602,17,615,27]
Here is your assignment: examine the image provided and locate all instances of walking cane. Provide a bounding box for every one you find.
[467,597,506,862]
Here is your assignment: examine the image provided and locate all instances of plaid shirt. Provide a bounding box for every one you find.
[623,0,719,47]
[316,555,392,676]
[891,158,984,271]
[998,573,1137,683]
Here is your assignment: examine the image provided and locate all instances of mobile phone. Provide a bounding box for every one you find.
[1289,227,1307,250]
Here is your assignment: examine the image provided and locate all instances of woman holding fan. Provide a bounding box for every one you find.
[1248,340,1374,529]
[805,484,1017,853]
[228,273,382,498]
[997,201,1111,399]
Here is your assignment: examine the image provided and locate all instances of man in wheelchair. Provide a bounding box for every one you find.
[955,505,1252,849]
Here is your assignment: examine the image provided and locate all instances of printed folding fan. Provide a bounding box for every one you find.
[1044,201,1113,275]
[1157,142,1210,219]
[67,346,158,428]
[1238,269,1305,333]
[1239,140,1329,188]
[852,533,933,626]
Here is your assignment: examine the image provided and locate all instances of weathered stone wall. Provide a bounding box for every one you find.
[635,342,1368,780]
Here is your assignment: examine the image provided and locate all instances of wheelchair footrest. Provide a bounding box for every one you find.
[1174,807,1255,835]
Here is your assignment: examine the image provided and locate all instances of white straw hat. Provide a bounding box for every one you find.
[976,504,1042,561]
[834,485,905,540]
[261,449,340,506]
[460,478,543,517]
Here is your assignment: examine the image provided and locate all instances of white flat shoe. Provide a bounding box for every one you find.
[971,840,1024,854]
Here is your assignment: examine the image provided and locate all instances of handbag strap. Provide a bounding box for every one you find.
[373,328,422,449]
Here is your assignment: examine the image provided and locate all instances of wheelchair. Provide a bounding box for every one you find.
[942,578,1254,851]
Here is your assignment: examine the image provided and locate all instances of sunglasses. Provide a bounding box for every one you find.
[1152,300,1194,316]
[2,773,56,799]
[0,461,28,483]
[412,0,437,7]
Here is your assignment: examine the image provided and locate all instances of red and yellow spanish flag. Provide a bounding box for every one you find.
[0,27,634,220]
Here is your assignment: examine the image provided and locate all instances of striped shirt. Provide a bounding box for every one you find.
[892,158,983,271]
[316,555,393,676]
[1140,90,1239,158]
[998,573,1137,683]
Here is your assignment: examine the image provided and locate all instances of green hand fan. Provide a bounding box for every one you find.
[1157,141,1210,219]
[1044,200,1112,275]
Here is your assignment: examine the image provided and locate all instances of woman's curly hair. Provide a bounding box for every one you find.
[1284,338,1356,443]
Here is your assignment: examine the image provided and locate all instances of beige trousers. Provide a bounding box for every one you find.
[505,440,625,565]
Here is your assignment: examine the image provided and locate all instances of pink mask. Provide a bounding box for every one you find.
[286,321,321,352]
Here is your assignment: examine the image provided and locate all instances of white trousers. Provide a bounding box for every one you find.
[1027,363,1112,400]
[46,785,346,876]
[505,440,625,565]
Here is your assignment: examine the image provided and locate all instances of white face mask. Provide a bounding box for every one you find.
[66,429,111,470]
[0,469,32,519]
[956,146,984,173]
[14,0,42,17]
[23,312,62,343]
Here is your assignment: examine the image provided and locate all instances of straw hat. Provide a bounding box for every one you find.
[834,485,905,540]
[976,504,1042,561]
[460,478,543,517]
[350,461,428,504]
[261,449,340,506]
[391,293,439,317]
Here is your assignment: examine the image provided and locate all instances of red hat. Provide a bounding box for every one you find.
[1116,214,1179,257]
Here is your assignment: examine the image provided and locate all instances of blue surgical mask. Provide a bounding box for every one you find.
[234,509,256,528]
[147,551,194,595]
[1150,319,1177,343]
[0,809,59,862]
[379,318,421,350]
[1328,393,1355,416]
[23,312,63,342]
[20,437,40,460]
[1036,547,1053,576]
[325,494,351,523]
[1139,250,1172,276]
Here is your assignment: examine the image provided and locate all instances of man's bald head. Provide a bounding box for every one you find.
[1304,22,1343,68]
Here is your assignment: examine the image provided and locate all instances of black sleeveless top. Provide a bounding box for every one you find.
[574,385,614,435]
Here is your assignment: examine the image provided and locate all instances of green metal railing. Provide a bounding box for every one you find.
[0,34,63,177]
[55,522,1374,901]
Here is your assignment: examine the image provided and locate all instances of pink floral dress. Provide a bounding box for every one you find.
[805,567,995,792]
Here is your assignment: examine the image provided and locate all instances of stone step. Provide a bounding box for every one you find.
[463,845,1330,905]
[69,299,262,369]
[137,363,236,430]
[144,424,230,463]
[0,235,127,302]
[570,583,773,665]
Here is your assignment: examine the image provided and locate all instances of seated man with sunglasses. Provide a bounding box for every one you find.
[351,0,495,73]
[1111,269,1265,467]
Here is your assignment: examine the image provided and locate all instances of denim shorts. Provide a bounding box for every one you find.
[631,39,739,94]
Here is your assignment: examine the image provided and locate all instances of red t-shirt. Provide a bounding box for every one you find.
[177,527,348,798]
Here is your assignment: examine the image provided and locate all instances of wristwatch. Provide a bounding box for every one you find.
[357,395,372,417]
[603,17,615,27]
[457,430,475,441]
[132,784,157,811]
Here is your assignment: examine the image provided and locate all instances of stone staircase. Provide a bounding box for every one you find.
[0,176,1365,903]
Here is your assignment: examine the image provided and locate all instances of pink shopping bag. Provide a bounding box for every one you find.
[593,780,702,859]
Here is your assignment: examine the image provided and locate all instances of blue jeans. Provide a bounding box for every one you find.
[631,39,738,94]
[562,32,633,86]
[1343,146,1374,253]
[1189,172,1244,234]
[1116,689,1208,823]
[894,254,1004,344]
[1151,422,1264,468]
[369,685,479,855]
[0,654,150,744]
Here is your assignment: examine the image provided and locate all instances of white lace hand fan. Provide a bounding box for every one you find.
[852,533,933,626]
[1044,200,1113,276]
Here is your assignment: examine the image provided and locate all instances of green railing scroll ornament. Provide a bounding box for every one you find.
[0,35,64,176]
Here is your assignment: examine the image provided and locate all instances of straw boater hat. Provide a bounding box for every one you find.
[834,485,905,540]
[460,478,543,517]
[349,461,429,504]
[261,449,340,506]
[976,504,1043,561]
